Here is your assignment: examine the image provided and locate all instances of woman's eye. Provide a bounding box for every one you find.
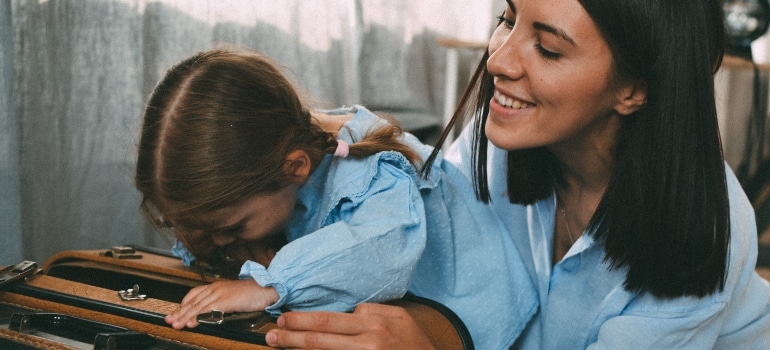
[496,15,515,29]
[536,43,562,60]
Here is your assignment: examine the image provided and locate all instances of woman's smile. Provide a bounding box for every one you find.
[493,89,534,109]
[488,88,536,125]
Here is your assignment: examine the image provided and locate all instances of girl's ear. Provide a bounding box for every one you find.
[283,149,312,183]
[615,80,647,116]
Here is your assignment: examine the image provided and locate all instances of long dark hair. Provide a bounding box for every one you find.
[425,0,730,298]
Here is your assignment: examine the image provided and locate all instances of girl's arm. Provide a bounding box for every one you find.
[165,154,426,329]
[244,156,427,314]
[165,279,278,329]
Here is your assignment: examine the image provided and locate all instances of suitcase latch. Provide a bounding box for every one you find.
[100,246,142,259]
[118,284,147,301]
[197,310,263,325]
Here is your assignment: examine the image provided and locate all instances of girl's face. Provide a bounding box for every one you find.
[485,0,628,152]
[175,184,299,256]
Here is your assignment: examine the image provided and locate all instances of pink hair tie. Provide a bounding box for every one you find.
[334,140,349,158]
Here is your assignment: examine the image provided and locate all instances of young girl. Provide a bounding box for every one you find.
[135,48,537,348]
[135,48,427,329]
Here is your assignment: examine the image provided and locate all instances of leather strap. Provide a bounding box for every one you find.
[1,274,274,349]
[6,249,474,349]
[0,327,80,350]
[42,249,220,283]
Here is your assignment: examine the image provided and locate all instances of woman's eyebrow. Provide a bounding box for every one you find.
[533,21,576,47]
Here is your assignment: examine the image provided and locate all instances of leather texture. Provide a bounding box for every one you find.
[1,247,471,349]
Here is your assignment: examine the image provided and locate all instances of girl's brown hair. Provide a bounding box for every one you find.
[135,48,418,258]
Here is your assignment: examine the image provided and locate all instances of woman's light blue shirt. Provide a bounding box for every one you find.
[407,132,538,349]
[447,123,770,349]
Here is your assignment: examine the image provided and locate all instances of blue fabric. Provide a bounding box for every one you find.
[171,105,426,313]
[407,135,538,349]
[447,123,770,349]
[240,106,426,315]
[172,106,539,349]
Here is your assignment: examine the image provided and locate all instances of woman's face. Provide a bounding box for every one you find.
[485,0,626,152]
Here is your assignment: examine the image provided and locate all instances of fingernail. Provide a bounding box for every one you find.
[265,331,276,345]
[276,315,285,327]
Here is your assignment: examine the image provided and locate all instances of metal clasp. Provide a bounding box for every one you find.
[118,284,146,301]
[197,310,263,325]
[100,246,142,259]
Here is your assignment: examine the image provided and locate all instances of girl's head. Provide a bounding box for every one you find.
[135,48,335,260]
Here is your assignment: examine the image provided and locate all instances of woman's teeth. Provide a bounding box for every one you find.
[494,90,532,109]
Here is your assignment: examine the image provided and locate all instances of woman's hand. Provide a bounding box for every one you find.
[265,303,435,350]
[165,279,278,330]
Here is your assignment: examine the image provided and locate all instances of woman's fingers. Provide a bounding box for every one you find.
[265,303,434,349]
[264,309,374,349]
[266,329,354,350]
[279,310,363,334]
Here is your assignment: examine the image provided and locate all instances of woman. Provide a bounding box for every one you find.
[265,0,770,348]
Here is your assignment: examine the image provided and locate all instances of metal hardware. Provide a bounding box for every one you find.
[100,246,142,259]
[9,313,155,349]
[117,284,146,301]
[94,331,155,350]
[197,310,263,325]
[0,260,38,288]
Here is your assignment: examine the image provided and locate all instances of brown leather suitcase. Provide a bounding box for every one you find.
[0,246,473,349]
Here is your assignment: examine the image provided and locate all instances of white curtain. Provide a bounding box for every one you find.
[0,0,494,265]
[4,0,766,266]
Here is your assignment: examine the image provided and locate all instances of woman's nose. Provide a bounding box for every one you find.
[487,29,525,80]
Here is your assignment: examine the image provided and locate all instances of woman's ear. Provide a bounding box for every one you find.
[615,80,647,116]
[283,149,312,183]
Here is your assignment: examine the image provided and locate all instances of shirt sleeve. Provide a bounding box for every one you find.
[171,239,196,266]
[240,160,427,315]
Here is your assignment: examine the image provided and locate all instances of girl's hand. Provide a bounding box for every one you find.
[165,279,279,330]
[264,303,435,350]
